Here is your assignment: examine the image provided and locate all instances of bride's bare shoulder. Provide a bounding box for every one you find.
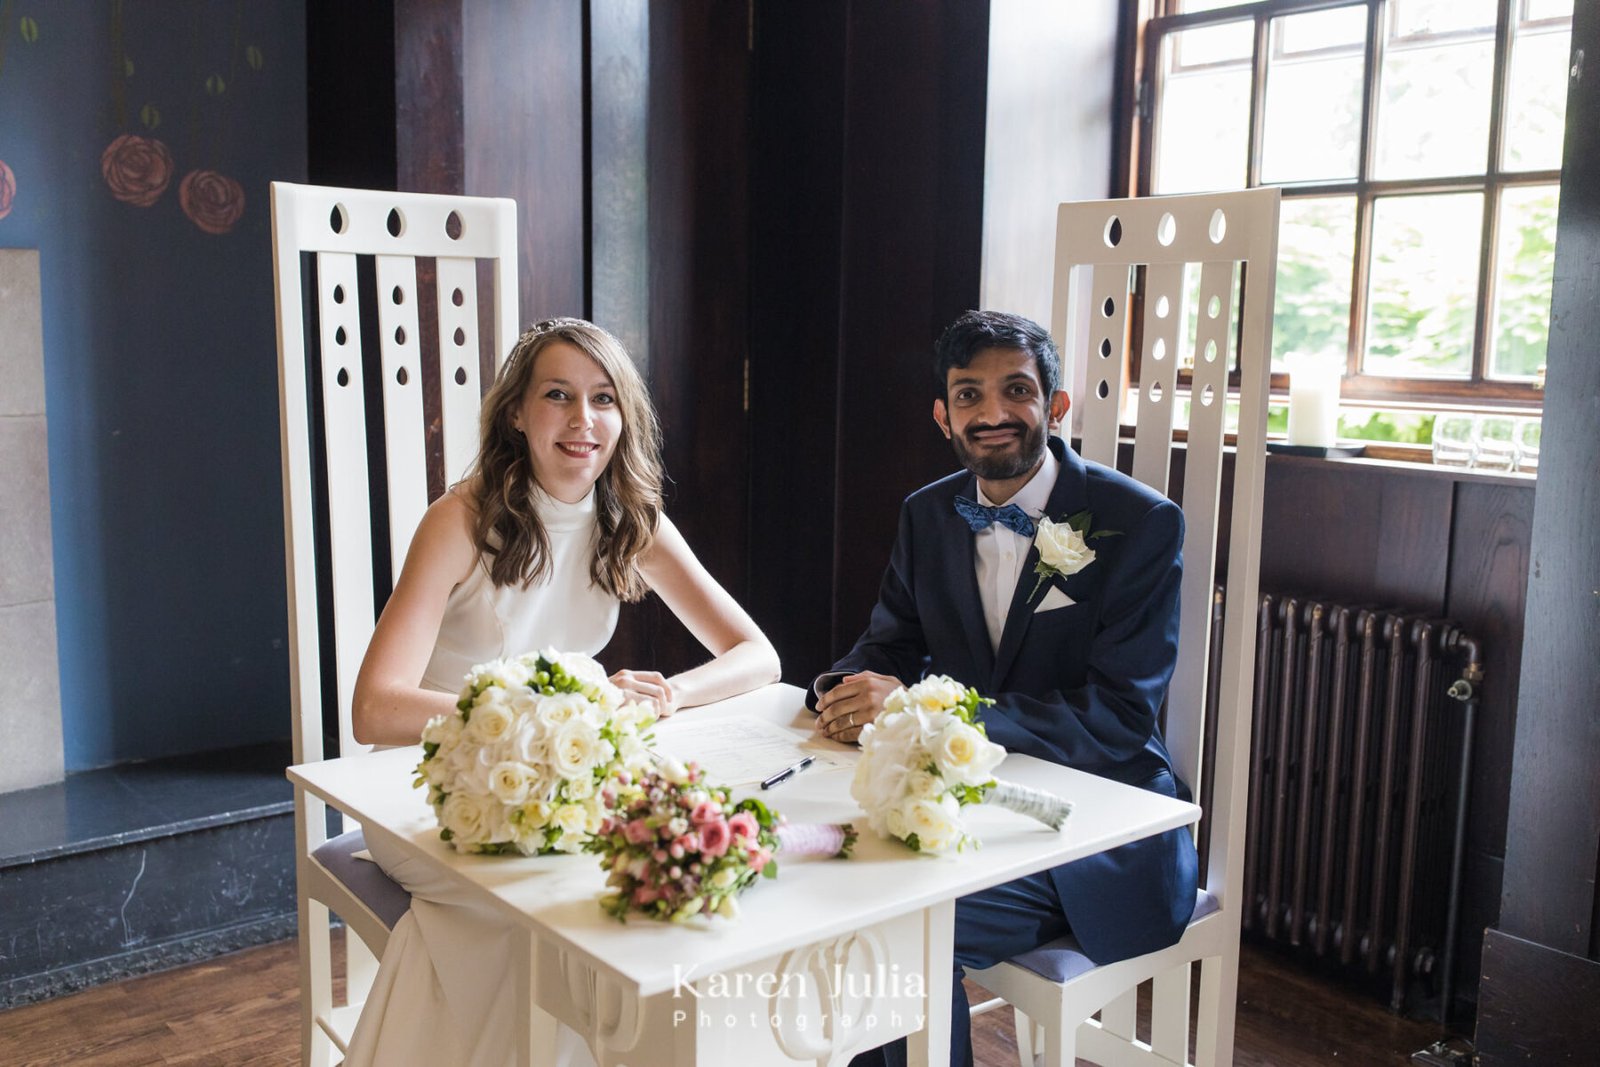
[431,480,482,522]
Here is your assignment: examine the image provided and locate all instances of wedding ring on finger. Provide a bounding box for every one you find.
[846,713,854,728]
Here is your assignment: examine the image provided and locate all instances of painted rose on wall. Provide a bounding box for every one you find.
[178,169,245,235]
[0,160,15,220]
[100,134,173,207]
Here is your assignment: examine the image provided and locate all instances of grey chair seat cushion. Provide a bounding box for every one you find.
[1004,888,1220,984]
[311,828,412,930]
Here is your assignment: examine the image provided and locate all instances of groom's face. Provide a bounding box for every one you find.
[933,347,1068,483]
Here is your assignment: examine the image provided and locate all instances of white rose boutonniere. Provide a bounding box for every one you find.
[1029,509,1121,603]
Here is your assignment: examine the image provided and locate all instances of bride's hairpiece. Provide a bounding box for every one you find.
[502,318,629,382]
[527,316,589,336]
[501,317,590,375]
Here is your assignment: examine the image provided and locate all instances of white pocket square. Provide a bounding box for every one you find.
[1035,586,1076,613]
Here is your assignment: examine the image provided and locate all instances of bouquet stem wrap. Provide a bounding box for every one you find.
[985,781,1073,831]
[777,822,857,859]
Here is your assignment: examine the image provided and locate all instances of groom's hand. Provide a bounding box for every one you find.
[815,672,900,744]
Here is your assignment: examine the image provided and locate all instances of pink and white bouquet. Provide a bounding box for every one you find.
[851,675,1072,854]
[594,759,856,922]
[415,649,656,855]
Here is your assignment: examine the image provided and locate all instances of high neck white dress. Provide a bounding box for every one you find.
[345,488,617,1067]
[420,487,619,694]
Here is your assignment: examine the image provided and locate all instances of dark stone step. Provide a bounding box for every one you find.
[0,742,298,1008]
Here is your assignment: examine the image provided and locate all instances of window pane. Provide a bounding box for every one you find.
[1273,198,1356,373]
[1363,193,1484,378]
[1503,20,1572,171]
[1165,394,1286,438]
[1374,0,1496,179]
[1338,408,1437,444]
[1261,8,1366,183]
[1277,4,1366,56]
[1524,0,1575,20]
[1490,184,1560,379]
[1391,0,1496,37]
[1153,25,1252,194]
[1176,18,1254,66]
[1177,0,1255,12]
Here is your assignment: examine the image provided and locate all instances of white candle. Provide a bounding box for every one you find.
[1286,355,1341,448]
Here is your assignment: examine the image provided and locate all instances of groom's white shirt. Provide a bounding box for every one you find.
[973,447,1058,654]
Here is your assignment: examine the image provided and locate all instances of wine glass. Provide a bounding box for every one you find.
[1474,415,1518,472]
[1514,417,1541,473]
[1431,413,1477,468]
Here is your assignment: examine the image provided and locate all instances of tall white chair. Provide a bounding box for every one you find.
[271,182,519,1065]
[967,187,1280,1067]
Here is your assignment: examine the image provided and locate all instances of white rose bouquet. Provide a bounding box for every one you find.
[850,675,1072,854]
[415,649,657,855]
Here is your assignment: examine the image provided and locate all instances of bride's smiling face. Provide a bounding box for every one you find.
[512,341,624,503]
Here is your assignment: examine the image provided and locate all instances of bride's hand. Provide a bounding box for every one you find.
[609,669,679,719]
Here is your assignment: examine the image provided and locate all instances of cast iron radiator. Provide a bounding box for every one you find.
[1235,592,1481,1018]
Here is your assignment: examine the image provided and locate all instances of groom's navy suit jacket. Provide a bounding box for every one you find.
[832,436,1199,965]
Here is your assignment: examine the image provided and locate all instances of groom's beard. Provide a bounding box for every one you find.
[950,418,1047,482]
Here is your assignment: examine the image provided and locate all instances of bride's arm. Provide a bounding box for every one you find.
[352,491,479,745]
[634,514,781,713]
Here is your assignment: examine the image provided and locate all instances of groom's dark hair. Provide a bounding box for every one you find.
[933,310,1061,400]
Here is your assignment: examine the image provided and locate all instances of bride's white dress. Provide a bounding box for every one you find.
[344,488,618,1067]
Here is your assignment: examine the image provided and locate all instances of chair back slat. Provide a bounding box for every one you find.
[1051,188,1280,901]
[1210,198,1278,897]
[1071,261,1131,469]
[272,191,321,769]
[374,254,429,571]
[271,183,518,770]
[1168,258,1236,794]
[1131,261,1183,495]
[435,255,487,488]
[316,250,379,761]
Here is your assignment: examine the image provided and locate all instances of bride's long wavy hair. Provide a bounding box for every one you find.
[466,318,662,600]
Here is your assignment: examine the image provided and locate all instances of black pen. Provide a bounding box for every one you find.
[759,755,816,790]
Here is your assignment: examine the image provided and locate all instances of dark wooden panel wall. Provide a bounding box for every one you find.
[1476,1,1600,1059]
[318,1,752,677]
[307,3,398,190]
[828,1,991,653]
[628,0,753,671]
[460,1,587,321]
[394,0,461,195]
[747,0,992,681]
[746,2,850,685]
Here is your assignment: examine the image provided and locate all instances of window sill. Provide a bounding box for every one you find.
[1261,446,1537,489]
[1102,433,1539,489]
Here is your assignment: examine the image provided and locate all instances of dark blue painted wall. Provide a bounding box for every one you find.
[0,2,306,769]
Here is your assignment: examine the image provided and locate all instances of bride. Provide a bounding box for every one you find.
[343,317,780,1066]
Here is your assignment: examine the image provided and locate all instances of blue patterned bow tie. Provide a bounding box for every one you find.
[954,495,1036,538]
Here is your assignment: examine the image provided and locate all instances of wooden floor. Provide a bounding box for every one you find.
[0,936,1446,1066]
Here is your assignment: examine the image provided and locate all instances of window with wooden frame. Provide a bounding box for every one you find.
[1125,0,1571,456]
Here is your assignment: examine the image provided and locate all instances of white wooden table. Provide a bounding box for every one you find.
[288,684,1199,1066]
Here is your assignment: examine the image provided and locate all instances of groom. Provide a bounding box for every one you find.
[813,310,1199,1067]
